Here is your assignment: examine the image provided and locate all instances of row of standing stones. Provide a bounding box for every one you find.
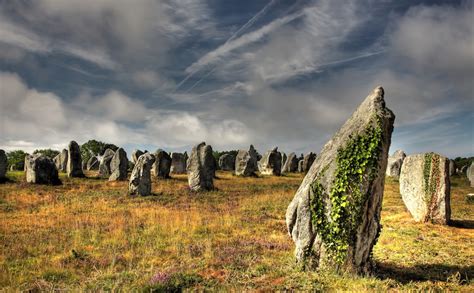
[0,87,473,275]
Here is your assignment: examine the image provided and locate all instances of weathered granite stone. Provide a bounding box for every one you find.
[282,152,299,173]
[286,86,394,274]
[235,145,259,177]
[399,152,450,224]
[131,149,144,164]
[99,149,115,177]
[259,147,282,176]
[170,153,187,174]
[297,159,304,173]
[67,141,84,178]
[53,149,68,173]
[86,156,99,171]
[187,142,215,191]
[385,150,406,178]
[219,153,236,171]
[302,152,317,173]
[152,149,172,179]
[449,160,455,176]
[0,150,7,181]
[25,154,61,185]
[129,153,155,196]
[281,152,287,172]
[109,148,128,181]
[467,162,474,187]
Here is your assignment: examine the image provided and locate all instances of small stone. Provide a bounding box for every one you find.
[385,150,406,178]
[219,153,236,171]
[99,149,115,177]
[282,152,299,173]
[53,149,68,173]
[25,154,61,185]
[187,142,215,191]
[131,149,144,164]
[170,152,187,174]
[152,149,172,179]
[109,148,128,181]
[259,147,282,176]
[235,145,259,177]
[129,153,155,196]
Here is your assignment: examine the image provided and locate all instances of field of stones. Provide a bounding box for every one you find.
[1,88,473,291]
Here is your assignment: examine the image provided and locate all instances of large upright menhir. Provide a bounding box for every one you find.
[67,141,84,178]
[187,142,215,191]
[286,87,395,275]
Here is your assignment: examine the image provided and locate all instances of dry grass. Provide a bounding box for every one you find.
[0,171,473,291]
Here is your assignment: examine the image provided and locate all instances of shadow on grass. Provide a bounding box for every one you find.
[376,262,474,284]
[449,219,474,229]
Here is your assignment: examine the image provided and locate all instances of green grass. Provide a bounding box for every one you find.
[0,171,472,291]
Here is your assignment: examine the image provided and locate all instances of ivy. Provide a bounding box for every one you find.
[310,116,383,265]
[423,152,442,221]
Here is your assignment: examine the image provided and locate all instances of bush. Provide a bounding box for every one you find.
[6,150,28,170]
[33,149,60,159]
[81,140,118,164]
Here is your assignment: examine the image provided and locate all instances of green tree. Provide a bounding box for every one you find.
[80,140,118,163]
[33,149,60,159]
[6,150,28,170]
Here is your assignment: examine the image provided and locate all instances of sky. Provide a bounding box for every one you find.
[0,0,472,159]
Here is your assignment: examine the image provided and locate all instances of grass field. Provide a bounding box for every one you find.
[1,171,473,291]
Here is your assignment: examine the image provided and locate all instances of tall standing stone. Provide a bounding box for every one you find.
[259,147,282,176]
[282,152,299,173]
[187,142,215,191]
[131,149,144,164]
[152,149,172,179]
[281,153,287,172]
[399,153,450,224]
[170,153,187,174]
[67,141,84,178]
[109,148,128,181]
[53,149,68,173]
[25,154,61,185]
[86,156,99,171]
[235,145,259,177]
[129,153,155,196]
[0,150,7,182]
[385,150,406,178]
[467,162,474,187]
[448,160,455,176]
[219,153,236,171]
[302,152,317,173]
[99,149,115,177]
[286,87,394,274]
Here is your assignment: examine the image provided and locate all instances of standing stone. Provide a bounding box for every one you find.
[219,153,236,171]
[109,148,128,181]
[449,160,455,176]
[235,145,259,177]
[302,152,317,173]
[385,150,406,178]
[282,152,299,173]
[170,153,187,174]
[131,149,144,164]
[67,141,84,178]
[99,149,115,177]
[152,149,172,179]
[53,149,68,173]
[286,87,394,274]
[281,153,287,172]
[297,160,304,173]
[25,154,61,185]
[259,147,282,176]
[86,156,99,171]
[129,153,155,196]
[467,162,474,187]
[399,153,451,224]
[0,150,7,182]
[187,142,215,191]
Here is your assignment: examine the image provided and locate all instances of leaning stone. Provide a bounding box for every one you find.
[170,152,187,174]
[129,153,155,196]
[109,148,128,181]
[399,152,450,224]
[282,152,299,173]
[152,149,172,179]
[286,86,395,274]
[53,149,68,172]
[0,150,7,181]
[99,149,115,177]
[259,147,282,176]
[219,153,236,171]
[25,154,61,185]
[385,150,406,178]
[235,145,259,177]
[67,141,84,178]
[187,142,215,191]
[86,156,99,171]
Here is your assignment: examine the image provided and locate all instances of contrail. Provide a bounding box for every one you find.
[172,0,279,93]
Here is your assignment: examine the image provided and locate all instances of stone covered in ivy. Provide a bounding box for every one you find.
[399,152,451,224]
[285,86,395,275]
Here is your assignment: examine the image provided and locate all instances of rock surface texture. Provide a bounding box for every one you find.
[399,152,451,224]
[53,149,68,172]
[302,152,317,173]
[282,152,299,173]
[187,142,215,191]
[259,147,282,176]
[25,154,61,185]
[285,87,394,274]
[235,145,259,177]
[152,149,172,179]
[170,153,187,174]
[109,148,128,181]
[67,141,84,178]
[385,150,406,178]
[466,162,473,187]
[129,153,155,196]
[219,153,236,171]
[0,150,7,181]
[86,156,99,171]
[449,160,455,176]
[99,149,115,177]
[131,149,144,164]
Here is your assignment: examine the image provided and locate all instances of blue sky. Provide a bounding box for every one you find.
[0,0,472,159]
